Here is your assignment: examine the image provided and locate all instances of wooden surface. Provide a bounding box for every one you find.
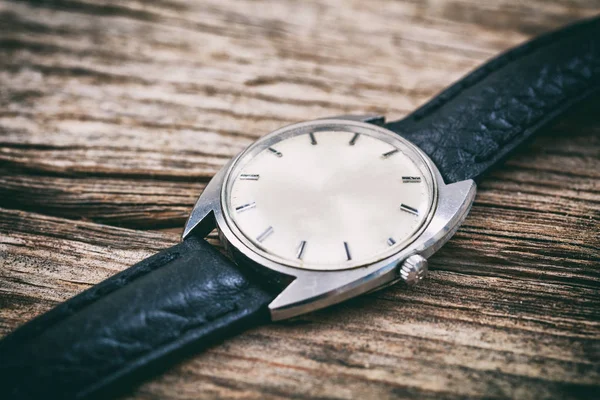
[1,1,599,399]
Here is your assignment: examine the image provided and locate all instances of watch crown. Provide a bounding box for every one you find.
[400,255,428,285]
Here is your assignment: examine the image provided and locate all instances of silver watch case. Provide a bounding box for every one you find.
[183,115,476,321]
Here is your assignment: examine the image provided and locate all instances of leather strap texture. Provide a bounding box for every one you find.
[386,17,600,183]
[0,236,275,400]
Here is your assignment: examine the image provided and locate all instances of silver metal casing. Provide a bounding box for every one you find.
[183,117,476,321]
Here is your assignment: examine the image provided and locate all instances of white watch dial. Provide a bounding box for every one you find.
[223,122,436,271]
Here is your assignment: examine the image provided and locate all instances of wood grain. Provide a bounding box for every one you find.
[0,0,599,399]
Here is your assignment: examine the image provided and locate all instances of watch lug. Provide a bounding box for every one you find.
[322,114,386,126]
[182,161,231,240]
[269,261,397,321]
[184,211,216,239]
[415,179,476,258]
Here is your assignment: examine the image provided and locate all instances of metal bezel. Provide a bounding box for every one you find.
[183,117,476,321]
[221,119,438,271]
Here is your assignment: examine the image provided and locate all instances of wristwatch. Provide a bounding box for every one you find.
[1,16,599,400]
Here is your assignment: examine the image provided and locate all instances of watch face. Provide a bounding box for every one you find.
[222,120,436,271]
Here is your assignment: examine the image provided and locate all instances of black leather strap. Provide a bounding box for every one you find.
[0,236,276,400]
[386,17,600,183]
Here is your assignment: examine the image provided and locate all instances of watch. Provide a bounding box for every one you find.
[1,16,598,400]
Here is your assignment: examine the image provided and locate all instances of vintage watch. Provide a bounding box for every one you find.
[1,16,599,400]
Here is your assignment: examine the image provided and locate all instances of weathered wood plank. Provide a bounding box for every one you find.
[0,169,205,228]
[0,0,599,399]
[1,207,598,399]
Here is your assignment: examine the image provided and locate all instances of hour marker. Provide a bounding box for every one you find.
[349,133,360,146]
[256,226,274,243]
[402,176,421,183]
[344,242,352,261]
[268,147,283,157]
[296,240,307,260]
[309,132,317,145]
[387,237,396,246]
[400,204,419,216]
[240,174,260,180]
[382,149,399,158]
[235,202,256,212]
